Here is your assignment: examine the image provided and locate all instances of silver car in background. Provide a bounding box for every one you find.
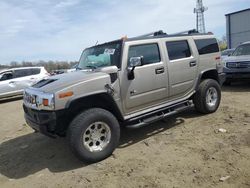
[0,67,49,98]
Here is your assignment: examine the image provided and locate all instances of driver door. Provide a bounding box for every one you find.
[0,71,18,97]
[120,41,169,114]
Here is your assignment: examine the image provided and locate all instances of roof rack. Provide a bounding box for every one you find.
[127,29,203,41]
[170,29,199,35]
[131,30,167,40]
[132,29,199,39]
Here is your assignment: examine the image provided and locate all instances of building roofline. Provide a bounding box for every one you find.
[225,8,250,16]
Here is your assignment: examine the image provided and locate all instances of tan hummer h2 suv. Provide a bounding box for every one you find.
[23,30,225,162]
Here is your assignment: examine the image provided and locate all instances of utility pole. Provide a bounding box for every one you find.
[194,0,208,33]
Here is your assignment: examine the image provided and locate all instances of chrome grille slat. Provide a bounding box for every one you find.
[227,61,250,69]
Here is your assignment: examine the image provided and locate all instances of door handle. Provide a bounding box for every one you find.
[9,81,15,84]
[155,67,165,74]
[130,90,137,95]
[189,61,197,67]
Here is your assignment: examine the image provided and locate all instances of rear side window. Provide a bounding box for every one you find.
[166,40,191,60]
[195,38,219,55]
[128,43,161,65]
[31,68,41,75]
[14,68,41,78]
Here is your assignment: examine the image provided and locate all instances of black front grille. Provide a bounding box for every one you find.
[227,61,250,69]
[23,105,39,122]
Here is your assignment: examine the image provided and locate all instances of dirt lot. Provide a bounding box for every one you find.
[0,83,250,188]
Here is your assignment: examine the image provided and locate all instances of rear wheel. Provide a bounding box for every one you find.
[193,79,221,114]
[67,108,120,163]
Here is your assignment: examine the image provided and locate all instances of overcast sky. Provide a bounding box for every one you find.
[0,0,249,64]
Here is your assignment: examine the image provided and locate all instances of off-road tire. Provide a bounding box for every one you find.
[67,108,120,163]
[193,79,221,114]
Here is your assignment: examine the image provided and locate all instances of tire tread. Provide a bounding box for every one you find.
[67,108,120,163]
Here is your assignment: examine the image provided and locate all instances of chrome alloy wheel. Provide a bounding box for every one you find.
[83,122,111,152]
[206,87,218,107]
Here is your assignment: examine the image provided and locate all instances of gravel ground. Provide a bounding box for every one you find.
[0,83,250,188]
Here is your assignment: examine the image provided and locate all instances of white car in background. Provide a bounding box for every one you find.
[0,67,49,98]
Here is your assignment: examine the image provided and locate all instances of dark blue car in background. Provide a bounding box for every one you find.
[223,41,250,85]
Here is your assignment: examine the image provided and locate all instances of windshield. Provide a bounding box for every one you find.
[232,44,250,56]
[78,40,122,70]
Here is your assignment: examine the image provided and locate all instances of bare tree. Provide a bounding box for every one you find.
[218,35,227,51]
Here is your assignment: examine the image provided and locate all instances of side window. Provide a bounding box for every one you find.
[166,40,191,61]
[128,43,161,65]
[195,38,219,55]
[31,68,41,75]
[14,69,31,78]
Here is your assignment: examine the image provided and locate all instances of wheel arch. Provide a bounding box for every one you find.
[66,93,124,123]
[196,69,219,90]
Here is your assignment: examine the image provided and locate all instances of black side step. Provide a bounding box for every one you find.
[125,100,193,129]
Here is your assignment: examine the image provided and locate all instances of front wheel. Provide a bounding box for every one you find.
[67,108,120,163]
[193,79,221,114]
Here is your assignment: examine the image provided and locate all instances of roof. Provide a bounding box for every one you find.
[126,32,213,42]
[0,69,8,73]
[222,48,235,52]
[0,67,44,73]
[86,30,214,48]
[86,39,122,50]
[8,66,43,70]
[225,8,250,16]
[242,41,250,45]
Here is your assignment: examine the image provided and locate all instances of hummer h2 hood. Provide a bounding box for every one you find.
[32,71,111,93]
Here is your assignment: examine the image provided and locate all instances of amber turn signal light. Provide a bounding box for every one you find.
[43,99,49,106]
[59,91,74,98]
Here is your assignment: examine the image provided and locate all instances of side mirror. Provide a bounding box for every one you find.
[98,66,118,74]
[127,56,143,80]
[0,72,13,81]
[129,57,143,67]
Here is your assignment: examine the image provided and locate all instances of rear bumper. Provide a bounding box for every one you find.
[23,105,67,137]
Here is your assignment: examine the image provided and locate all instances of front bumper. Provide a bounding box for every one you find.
[225,73,250,80]
[223,66,250,80]
[23,105,67,137]
[218,73,226,85]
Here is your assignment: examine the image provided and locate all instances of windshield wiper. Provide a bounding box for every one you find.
[85,65,97,69]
